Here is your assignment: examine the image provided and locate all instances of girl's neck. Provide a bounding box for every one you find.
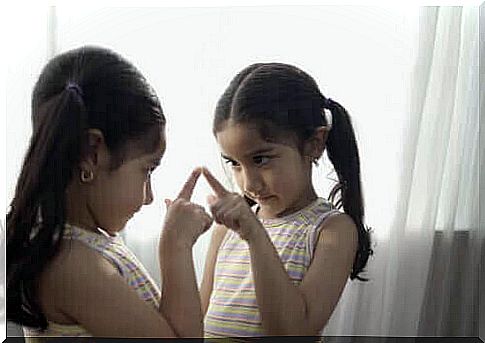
[64,182,102,235]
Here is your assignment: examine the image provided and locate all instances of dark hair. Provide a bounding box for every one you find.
[213,63,372,281]
[7,46,165,330]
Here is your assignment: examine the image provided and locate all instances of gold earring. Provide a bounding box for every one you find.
[80,169,94,183]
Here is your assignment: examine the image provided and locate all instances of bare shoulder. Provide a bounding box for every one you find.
[322,212,357,230]
[39,239,116,302]
[299,212,359,333]
[45,237,115,278]
[39,236,175,336]
[317,212,358,251]
[38,238,115,323]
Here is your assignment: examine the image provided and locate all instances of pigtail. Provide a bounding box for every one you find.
[324,98,373,281]
[7,84,87,330]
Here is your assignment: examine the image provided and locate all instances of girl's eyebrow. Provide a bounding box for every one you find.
[248,147,275,155]
[221,147,275,161]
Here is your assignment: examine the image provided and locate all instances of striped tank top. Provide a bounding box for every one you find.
[204,197,340,338]
[23,224,161,341]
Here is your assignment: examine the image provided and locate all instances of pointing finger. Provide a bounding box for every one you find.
[201,167,229,197]
[176,167,202,200]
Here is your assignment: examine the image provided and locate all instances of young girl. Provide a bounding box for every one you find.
[6,46,213,339]
[201,63,372,338]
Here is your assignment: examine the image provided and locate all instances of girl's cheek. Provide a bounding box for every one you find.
[233,171,244,189]
[122,180,144,206]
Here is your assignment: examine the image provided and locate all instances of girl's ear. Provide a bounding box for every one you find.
[79,129,110,176]
[304,126,330,160]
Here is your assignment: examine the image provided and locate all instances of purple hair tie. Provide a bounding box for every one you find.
[65,81,84,98]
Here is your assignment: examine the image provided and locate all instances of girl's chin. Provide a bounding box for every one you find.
[111,216,132,232]
[256,199,284,219]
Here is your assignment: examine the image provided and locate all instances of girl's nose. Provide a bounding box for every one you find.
[242,168,264,196]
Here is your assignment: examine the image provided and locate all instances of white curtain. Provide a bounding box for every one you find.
[3,5,480,338]
[322,6,481,337]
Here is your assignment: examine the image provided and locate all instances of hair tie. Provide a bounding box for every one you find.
[65,81,84,98]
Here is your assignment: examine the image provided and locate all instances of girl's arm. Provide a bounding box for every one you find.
[157,169,213,337]
[159,232,203,337]
[248,213,358,335]
[200,224,228,315]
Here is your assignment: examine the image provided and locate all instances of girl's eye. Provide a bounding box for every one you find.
[224,158,240,168]
[253,156,270,166]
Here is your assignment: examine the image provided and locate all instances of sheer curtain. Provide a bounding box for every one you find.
[4,5,480,338]
[322,6,480,337]
[412,6,480,336]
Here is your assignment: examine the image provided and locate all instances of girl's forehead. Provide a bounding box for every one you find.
[132,134,166,163]
[216,122,296,156]
[217,123,269,146]
[122,125,166,159]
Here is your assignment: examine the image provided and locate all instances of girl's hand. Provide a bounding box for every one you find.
[162,168,213,248]
[201,167,263,242]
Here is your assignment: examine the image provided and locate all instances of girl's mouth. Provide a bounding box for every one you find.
[255,195,274,203]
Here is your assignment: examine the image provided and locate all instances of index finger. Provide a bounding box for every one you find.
[176,167,202,200]
[201,167,229,197]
